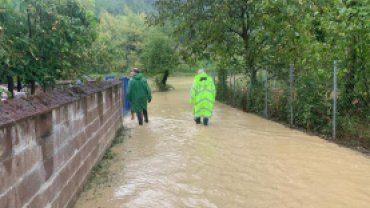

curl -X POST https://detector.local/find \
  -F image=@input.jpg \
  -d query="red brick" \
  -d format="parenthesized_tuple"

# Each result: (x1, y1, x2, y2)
(17, 167, 45, 206)
(89, 147, 100, 166)
(0, 156, 17, 196)
(49, 148, 64, 174)
(96, 92, 103, 105)
(78, 147, 89, 166)
(65, 140, 75, 159)
(59, 120, 72, 141)
(0, 187, 17, 208)
(74, 158, 90, 187)
(86, 111, 93, 124)
(89, 94, 97, 109)
(37, 134, 56, 160)
(67, 104, 75, 121)
(105, 108, 112, 123)
(69, 153, 82, 177)
(43, 156, 55, 181)
(71, 118, 83, 138)
(86, 95, 93, 111)
(14, 151, 27, 178)
(86, 119, 100, 138)
(53, 128, 63, 149)
(59, 106, 69, 123)
(87, 104, 98, 117)
(16, 119, 36, 147)
(35, 112, 53, 139)
(52, 108, 61, 125)
(46, 170, 62, 203)
(27, 192, 48, 208)
(0, 126, 14, 160)
(79, 131, 88, 147)
(79, 134, 97, 161)
(75, 100, 83, 115)
(72, 134, 83, 152)
(57, 162, 71, 191)
(24, 146, 42, 175)
(58, 180, 74, 208)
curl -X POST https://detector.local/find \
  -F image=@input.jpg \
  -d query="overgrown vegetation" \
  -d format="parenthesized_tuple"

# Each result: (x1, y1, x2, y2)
(154, 74, 174, 92)
(0, 0, 102, 96)
(84, 127, 126, 192)
(1, 0, 207, 98)
(149, 0, 369, 149)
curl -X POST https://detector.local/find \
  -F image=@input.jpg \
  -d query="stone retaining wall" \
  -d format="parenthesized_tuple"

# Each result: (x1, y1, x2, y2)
(0, 80, 123, 208)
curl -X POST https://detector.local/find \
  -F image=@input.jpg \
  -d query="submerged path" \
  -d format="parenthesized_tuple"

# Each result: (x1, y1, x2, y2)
(76, 77, 370, 208)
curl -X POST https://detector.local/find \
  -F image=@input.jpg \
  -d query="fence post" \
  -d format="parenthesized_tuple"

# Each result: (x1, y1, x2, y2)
(222, 69, 224, 102)
(213, 69, 216, 83)
(265, 65, 268, 116)
(333, 61, 338, 139)
(229, 69, 231, 103)
(290, 64, 294, 127)
(233, 72, 236, 106)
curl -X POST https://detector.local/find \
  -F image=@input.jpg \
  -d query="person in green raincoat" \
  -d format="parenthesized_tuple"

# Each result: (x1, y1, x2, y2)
(189, 69, 216, 126)
(127, 68, 152, 125)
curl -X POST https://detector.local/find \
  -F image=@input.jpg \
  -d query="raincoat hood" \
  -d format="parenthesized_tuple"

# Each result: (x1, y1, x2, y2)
(132, 73, 143, 80)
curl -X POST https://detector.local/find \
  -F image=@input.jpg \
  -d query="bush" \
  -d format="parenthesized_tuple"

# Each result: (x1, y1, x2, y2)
(154, 75, 174, 92)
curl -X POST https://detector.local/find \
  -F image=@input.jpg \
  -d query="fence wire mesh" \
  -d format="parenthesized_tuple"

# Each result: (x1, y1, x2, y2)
(215, 62, 370, 148)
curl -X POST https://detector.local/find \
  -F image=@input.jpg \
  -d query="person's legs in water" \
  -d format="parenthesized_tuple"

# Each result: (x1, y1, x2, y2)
(143, 110, 149, 123)
(194, 117, 201, 124)
(136, 112, 143, 125)
(203, 117, 209, 126)
(131, 112, 135, 120)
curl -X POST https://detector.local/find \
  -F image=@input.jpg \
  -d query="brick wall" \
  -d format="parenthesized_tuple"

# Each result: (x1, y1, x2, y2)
(0, 81, 123, 208)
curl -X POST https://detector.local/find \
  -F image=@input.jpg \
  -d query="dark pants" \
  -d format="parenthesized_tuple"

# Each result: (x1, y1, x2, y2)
(137, 110, 149, 125)
(195, 116, 209, 126)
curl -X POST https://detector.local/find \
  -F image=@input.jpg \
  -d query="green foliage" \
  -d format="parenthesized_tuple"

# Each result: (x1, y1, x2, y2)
(93, 0, 156, 16)
(152, 0, 369, 146)
(111, 127, 125, 146)
(90, 6, 179, 75)
(293, 72, 332, 133)
(1, 0, 99, 94)
(154, 74, 174, 92)
(0, 88, 11, 98)
(84, 127, 126, 192)
(103, 149, 116, 160)
(215, 68, 228, 102)
(141, 31, 179, 74)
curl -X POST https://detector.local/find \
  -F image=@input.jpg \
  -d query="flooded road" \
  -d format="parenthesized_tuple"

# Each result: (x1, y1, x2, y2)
(75, 77, 370, 208)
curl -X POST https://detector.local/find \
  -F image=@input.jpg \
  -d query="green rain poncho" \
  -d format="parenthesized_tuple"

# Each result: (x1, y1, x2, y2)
(189, 72, 216, 118)
(127, 73, 152, 113)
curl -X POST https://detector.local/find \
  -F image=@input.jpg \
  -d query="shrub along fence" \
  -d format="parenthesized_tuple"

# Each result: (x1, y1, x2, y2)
(215, 62, 370, 150)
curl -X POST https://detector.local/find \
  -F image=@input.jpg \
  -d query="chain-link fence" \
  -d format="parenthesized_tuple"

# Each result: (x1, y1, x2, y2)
(215, 62, 370, 148)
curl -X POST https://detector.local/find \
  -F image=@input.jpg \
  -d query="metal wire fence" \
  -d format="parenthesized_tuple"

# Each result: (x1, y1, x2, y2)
(215, 62, 370, 148)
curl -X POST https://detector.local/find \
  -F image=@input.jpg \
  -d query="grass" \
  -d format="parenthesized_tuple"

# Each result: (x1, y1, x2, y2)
(83, 127, 127, 192)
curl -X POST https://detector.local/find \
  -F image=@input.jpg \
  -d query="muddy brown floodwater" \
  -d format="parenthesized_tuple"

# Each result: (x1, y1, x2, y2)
(75, 77, 370, 208)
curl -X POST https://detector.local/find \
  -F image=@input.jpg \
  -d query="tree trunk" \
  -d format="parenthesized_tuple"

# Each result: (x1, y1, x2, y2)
(250, 67, 257, 87)
(31, 79, 36, 95)
(27, 3, 36, 95)
(0, 67, 6, 84)
(7, 76, 14, 98)
(17, 76, 22, 92)
(162, 70, 169, 86)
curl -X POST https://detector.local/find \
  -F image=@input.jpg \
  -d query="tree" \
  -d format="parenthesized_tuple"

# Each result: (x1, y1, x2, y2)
(150, 0, 281, 86)
(1, 0, 99, 96)
(141, 30, 178, 87)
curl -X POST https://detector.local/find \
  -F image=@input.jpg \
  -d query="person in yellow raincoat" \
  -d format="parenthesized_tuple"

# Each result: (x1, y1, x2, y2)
(189, 69, 216, 126)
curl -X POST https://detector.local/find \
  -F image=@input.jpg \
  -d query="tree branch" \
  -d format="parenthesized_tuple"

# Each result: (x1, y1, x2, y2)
(227, 26, 243, 38)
